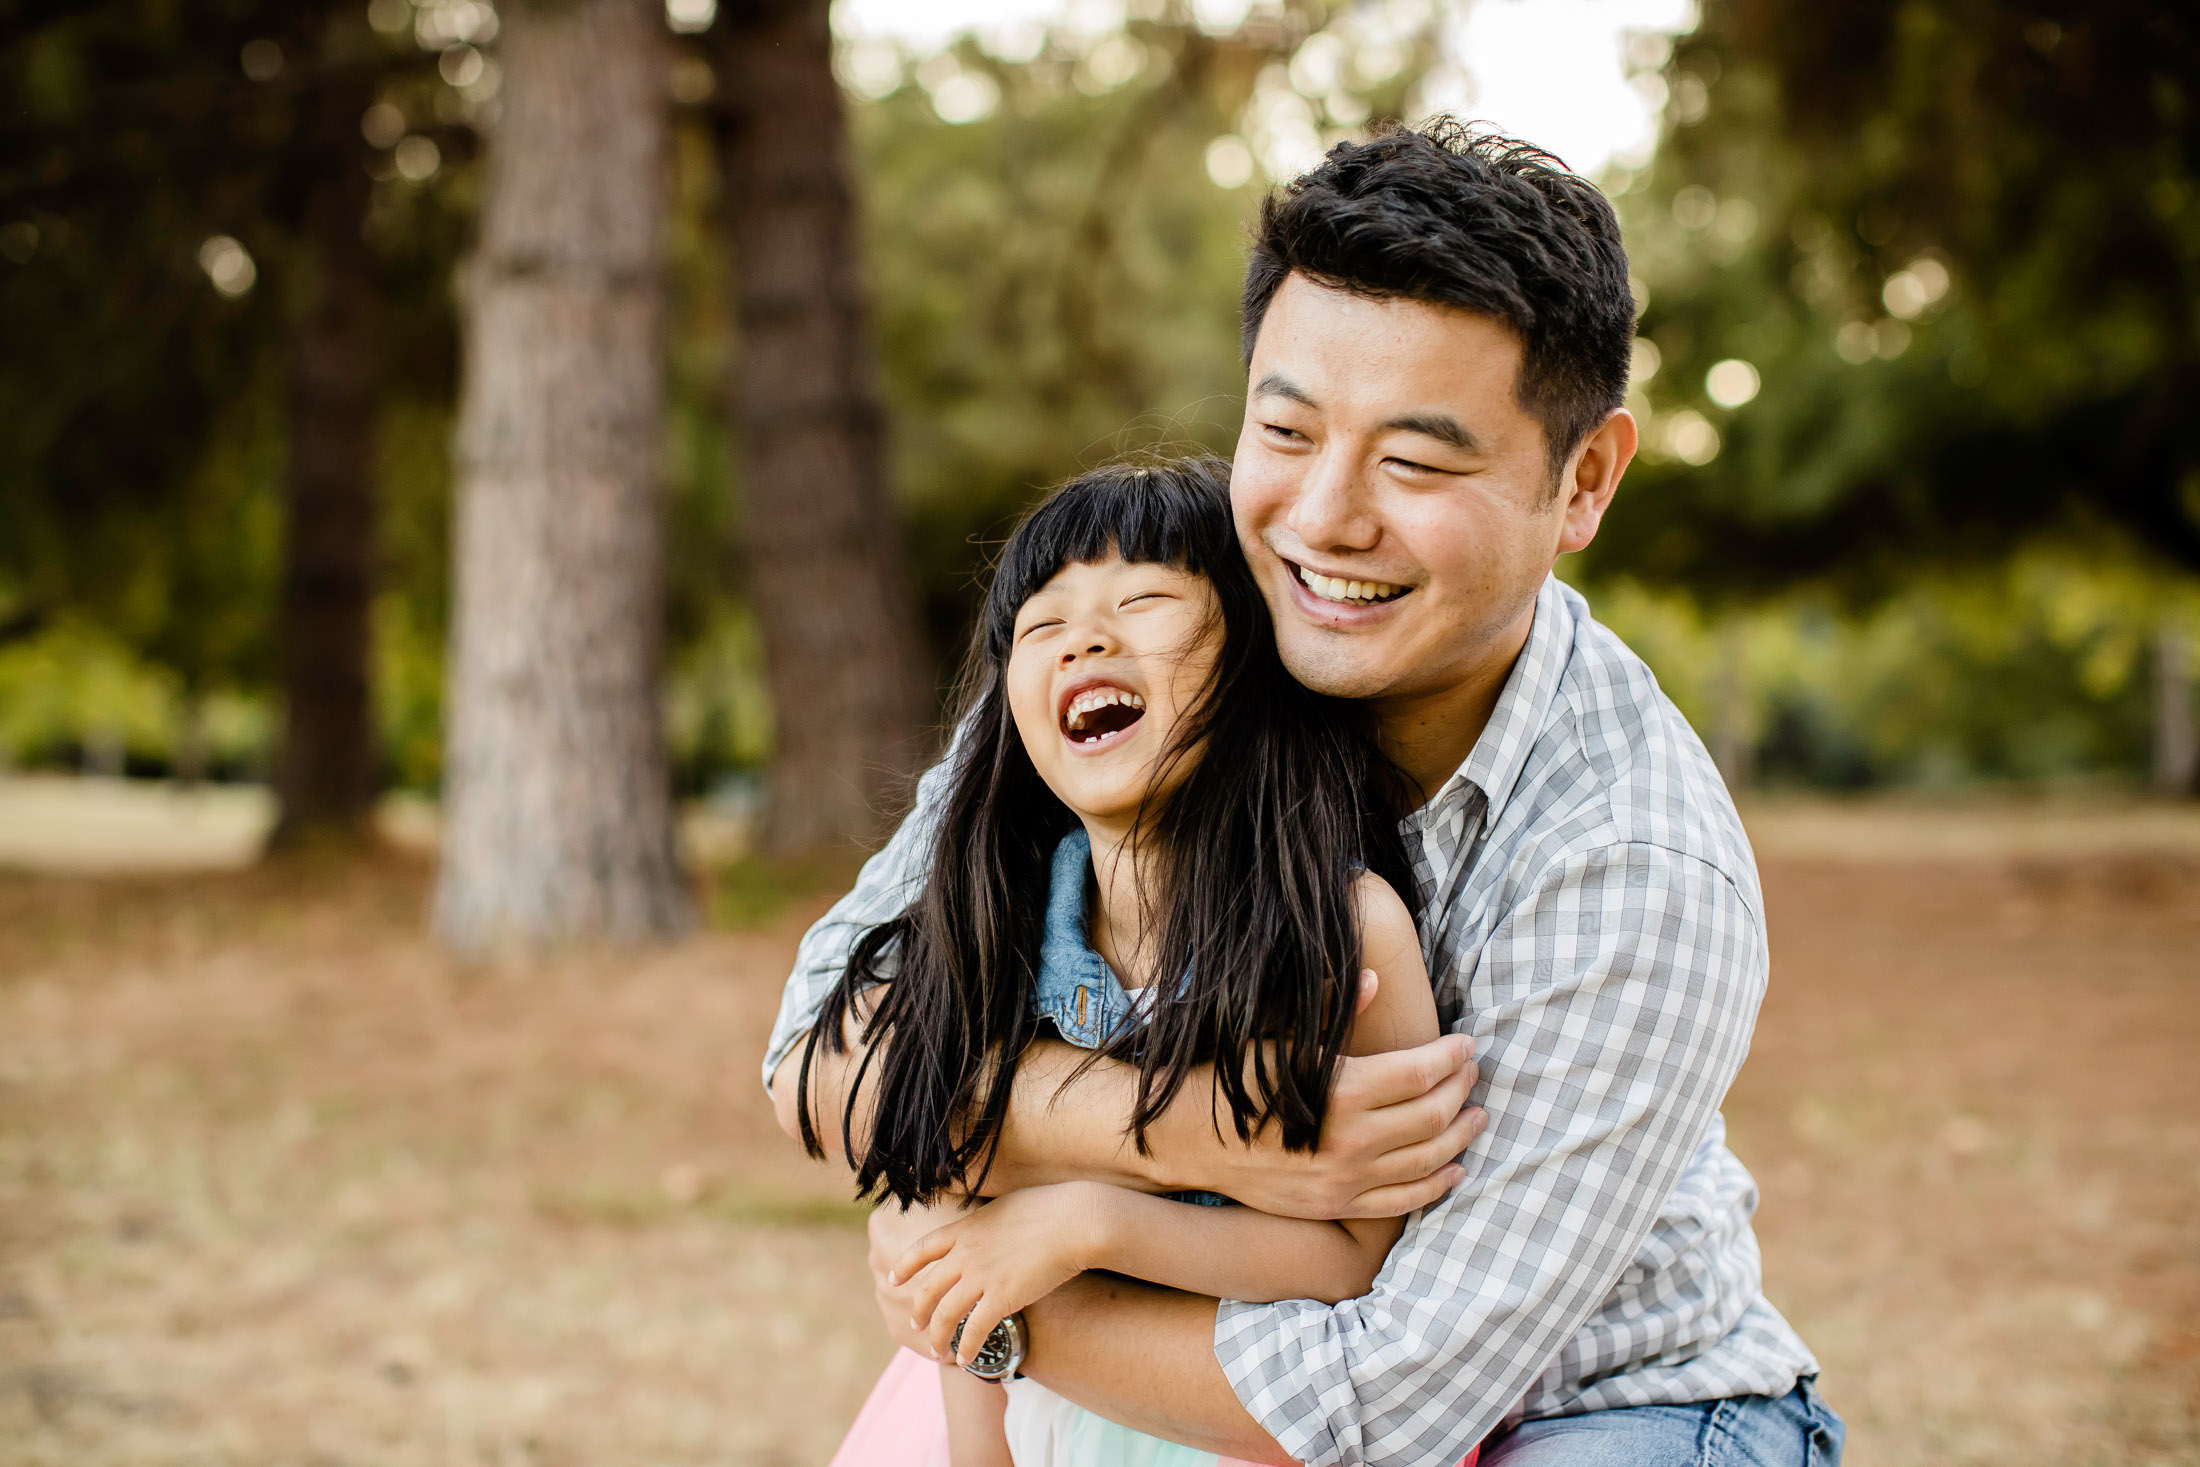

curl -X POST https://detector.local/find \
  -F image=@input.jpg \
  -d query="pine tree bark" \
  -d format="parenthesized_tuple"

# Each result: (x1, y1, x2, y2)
(2156, 615, 2197, 797)
(435, 0, 690, 949)
(269, 57, 378, 848)
(715, 0, 931, 854)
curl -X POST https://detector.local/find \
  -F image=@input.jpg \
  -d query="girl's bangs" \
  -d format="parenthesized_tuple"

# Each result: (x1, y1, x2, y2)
(981, 460, 1235, 657)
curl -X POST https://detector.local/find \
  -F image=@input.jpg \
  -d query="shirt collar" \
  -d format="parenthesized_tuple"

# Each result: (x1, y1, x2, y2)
(1407, 574, 1577, 833)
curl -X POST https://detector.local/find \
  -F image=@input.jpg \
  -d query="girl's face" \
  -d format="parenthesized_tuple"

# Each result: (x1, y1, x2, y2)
(1006, 555, 1223, 830)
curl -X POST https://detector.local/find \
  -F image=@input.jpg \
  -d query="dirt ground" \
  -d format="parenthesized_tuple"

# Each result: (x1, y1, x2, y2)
(0, 797, 2195, 1466)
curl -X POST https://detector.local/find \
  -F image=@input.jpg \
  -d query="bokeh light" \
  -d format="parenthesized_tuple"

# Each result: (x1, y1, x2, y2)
(1705, 359, 1760, 409)
(196, 236, 256, 297)
(1204, 135, 1254, 190)
(394, 136, 443, 182)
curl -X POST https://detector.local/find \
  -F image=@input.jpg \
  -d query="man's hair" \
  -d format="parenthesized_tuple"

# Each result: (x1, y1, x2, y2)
(1241, 119, 1635, 480)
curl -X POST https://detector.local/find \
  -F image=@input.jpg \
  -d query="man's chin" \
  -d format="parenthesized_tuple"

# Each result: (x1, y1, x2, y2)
(1275, 632, 1404, 701)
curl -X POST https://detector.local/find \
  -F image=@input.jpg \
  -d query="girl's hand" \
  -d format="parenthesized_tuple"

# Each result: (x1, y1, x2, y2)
(868, 1196, 971, 1356)
(889, 1182, 1110, 1365)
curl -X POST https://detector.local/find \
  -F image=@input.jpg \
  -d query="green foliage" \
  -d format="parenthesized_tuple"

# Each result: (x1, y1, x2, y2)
(852, 23, 1294, 658)
(1583, 547, 2195, 789)
(1591, 0, 2200, 591)
(0, 0, 457, 780)
(708, 850, 861, 931)
(4, 0, 2186, 795)
(0, 616, 270, 773)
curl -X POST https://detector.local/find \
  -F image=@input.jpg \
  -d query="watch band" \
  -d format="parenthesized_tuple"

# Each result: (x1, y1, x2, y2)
(952, 1311, 1027, 1382)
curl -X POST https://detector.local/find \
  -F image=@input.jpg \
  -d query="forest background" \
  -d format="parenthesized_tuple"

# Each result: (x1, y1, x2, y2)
(3, 4, 2199, 1464)
(4, 0, 2196, 896)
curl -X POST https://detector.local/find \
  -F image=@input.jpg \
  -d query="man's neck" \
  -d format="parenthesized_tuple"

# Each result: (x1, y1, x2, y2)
(1375, 598, 1538, 807)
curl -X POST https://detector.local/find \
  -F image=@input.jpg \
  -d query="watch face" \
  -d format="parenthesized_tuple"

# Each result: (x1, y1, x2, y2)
(953, 1314, 1025, 1382)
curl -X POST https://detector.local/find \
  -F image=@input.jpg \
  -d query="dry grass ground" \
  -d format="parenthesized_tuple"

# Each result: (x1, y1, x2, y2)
(0, 791, 2196, 1465)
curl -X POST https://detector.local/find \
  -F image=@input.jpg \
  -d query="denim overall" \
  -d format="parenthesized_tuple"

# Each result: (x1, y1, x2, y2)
(1032, 826, 1230, 1210)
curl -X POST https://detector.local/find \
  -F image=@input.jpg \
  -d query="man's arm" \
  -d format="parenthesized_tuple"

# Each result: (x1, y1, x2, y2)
(865, 1204, 1289, 1464)
(1026, 1278, 1292, 1463)
(770, 783, 1486, 1217)
(779, 1007, 1484, 1213)
(1205, 844, 1771, 1467)
(758, 745, 959, 1098)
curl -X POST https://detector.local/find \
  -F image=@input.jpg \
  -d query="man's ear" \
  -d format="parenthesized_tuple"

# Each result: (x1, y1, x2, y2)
(1556, 409, 1637, 555)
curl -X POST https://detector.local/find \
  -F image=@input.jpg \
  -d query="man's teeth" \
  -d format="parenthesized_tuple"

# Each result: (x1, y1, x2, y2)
(1066, 687, 1145, 731)
(1297, 567, 1405, 604)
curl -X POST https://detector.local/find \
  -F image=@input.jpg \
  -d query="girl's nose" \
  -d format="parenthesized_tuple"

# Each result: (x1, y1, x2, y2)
(1059, 623, 1115, 662)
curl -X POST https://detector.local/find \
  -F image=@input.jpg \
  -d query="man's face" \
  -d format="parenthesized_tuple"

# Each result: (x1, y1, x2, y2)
(1231, 273, 1618, 707)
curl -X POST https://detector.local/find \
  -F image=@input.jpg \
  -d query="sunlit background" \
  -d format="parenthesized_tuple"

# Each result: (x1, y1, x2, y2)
(4, 0, 2193, 801)
(1, 2, 2196, 1464)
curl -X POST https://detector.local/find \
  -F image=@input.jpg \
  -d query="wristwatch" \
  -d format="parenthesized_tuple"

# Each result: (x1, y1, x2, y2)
(951, 1311, 1027, 1382)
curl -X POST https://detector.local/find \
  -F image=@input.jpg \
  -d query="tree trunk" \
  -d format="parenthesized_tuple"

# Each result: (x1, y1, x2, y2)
(435, 0, 690, 949)
(2156, 615, 2196, 797)
(175, 691, 207, 787)
(269, 67, 379, 849)
(1711, 611, 1755, 795)
(715, 0, 931, 855)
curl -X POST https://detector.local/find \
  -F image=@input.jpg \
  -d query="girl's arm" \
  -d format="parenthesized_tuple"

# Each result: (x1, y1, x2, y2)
(939, 1367, 1011, 1467)
(899, 875, 1441, 1365)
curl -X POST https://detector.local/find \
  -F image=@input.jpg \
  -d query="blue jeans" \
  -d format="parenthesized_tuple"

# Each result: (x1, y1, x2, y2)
(1479, 1380, 1844, 1467)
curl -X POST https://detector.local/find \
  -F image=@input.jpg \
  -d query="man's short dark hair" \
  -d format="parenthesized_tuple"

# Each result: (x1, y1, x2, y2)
(1241, 120, 1635, 481)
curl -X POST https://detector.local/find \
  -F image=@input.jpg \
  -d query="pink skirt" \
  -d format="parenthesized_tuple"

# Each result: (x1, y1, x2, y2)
(828, 1348, 1478, 1467)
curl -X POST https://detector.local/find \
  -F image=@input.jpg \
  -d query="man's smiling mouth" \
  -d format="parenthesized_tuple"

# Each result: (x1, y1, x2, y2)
(1294, 563, 1409, 606)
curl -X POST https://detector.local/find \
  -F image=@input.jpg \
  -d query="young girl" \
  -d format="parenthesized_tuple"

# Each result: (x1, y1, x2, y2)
(799, 458, 1443, 1467)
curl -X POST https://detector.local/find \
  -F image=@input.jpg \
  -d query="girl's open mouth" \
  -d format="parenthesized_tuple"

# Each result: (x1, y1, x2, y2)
(1060, 684, 1145, 745)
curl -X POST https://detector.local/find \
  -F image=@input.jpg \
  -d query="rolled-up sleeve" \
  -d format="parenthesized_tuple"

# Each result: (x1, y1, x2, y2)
(1214, 841, 1768, 1467)
(759, 750, 960, 1091)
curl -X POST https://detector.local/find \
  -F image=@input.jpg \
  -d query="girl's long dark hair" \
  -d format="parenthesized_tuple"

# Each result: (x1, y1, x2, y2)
(797, 457, 1417, 1207)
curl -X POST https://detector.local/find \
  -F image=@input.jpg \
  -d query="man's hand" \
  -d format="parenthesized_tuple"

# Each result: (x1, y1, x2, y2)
(892, 1183, 1106, 1365)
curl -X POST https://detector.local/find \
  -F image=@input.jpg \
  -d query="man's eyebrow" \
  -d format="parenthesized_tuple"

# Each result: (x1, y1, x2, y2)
(1383, 411, 1479, 453)
(1252, 373, 1316, 407)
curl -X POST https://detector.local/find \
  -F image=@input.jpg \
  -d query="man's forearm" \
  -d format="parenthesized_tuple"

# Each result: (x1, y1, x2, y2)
(977, 1041, 1173, 1193)
(781, 1023, 1482, 1219)
(1021, 1275, 1290, 1464)
(775, 1028, 1178, 1193)
(768, 1020, 879, 1163)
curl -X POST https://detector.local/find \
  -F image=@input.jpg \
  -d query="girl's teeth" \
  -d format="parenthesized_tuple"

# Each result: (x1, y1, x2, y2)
(1065, 687, 1145, 731)
(1299, 568, 1402, 603)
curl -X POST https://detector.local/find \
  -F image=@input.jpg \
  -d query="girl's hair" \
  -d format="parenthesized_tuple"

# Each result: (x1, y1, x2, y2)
(797, 456, 1417, 1206)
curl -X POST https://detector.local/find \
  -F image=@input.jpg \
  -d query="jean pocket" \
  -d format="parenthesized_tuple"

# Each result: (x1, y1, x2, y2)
(1797, 1380, 1845, 1467)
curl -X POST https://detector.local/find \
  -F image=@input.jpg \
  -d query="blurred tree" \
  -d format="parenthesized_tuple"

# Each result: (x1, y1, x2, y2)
(0, 3, 287, 747)
(267, 7, 382, 845)
(0, 0, 442, 830)
(1596, 0, 2200, 589)
(710, 0, 932, 854)
(850, 7, 1394, 656)
(434, 0, 690, 948)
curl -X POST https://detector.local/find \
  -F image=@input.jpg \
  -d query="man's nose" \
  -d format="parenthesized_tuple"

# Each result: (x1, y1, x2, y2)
(1290, 447, 1380, 552)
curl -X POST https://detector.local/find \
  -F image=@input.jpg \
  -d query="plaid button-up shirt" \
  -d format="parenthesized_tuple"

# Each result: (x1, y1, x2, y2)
(764, 576, 1818, 1467)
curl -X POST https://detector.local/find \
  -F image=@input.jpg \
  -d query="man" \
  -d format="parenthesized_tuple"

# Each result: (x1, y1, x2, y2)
(764, 123, 1842, 1467)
